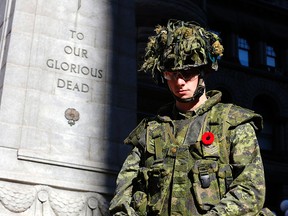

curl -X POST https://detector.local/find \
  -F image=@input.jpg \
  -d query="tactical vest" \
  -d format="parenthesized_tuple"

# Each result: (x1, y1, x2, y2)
(126, 103, 266, 216)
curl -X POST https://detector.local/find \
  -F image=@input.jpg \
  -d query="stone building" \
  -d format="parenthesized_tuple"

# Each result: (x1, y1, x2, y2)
(0, 0, 135, 215)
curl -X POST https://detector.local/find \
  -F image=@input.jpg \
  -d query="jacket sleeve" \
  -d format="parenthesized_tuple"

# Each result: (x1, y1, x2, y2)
(207, 122, 266, 216)
(109, 146, 141, 216)
(109, 119, 148, 216)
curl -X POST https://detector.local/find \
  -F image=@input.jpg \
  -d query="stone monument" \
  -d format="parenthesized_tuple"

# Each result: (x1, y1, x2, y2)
(0, 0, 136, 215)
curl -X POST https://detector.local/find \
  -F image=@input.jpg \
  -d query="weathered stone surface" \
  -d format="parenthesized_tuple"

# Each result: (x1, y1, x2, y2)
(0, 0, 136, 214)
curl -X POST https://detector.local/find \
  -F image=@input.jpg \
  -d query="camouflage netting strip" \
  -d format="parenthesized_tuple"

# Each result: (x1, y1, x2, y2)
(139, 19, 224, 80)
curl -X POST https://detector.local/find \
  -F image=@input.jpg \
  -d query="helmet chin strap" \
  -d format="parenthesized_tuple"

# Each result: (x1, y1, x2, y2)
(172, 74, 205, 103)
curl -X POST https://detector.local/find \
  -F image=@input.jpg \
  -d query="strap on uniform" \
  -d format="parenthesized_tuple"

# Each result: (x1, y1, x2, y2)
(155, 136, 163, 160)
(225, 175, 233, 191)
(200, 104, 234, 191)
(219, 104, 233, 141)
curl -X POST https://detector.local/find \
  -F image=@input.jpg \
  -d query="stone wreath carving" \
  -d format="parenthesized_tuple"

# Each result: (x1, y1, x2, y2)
(0, 182, 109, 216)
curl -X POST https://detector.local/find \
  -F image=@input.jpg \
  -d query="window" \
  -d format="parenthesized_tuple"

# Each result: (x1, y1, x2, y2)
(266, 45, 276, 68)
(238, 37, 250, 67)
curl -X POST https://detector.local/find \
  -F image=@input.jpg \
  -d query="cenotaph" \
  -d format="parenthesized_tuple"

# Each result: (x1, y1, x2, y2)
(0, 0, 136, 215)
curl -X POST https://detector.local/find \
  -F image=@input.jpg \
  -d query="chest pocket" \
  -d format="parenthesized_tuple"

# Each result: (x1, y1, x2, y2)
(191, 158, 233, 211)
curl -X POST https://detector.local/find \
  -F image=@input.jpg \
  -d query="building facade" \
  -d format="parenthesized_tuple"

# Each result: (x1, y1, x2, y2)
(0, 0, 136, 215)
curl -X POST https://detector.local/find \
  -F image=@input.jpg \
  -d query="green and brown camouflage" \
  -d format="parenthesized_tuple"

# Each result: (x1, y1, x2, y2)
(139, 19, 224, 82)
(109, 90, 274, 216)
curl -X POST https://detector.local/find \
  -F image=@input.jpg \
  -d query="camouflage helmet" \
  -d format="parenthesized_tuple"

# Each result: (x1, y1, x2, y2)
(139, 19, 224, 81)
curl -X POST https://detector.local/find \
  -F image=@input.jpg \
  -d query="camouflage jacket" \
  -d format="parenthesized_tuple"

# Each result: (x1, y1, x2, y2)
(109, 90, 267, 216)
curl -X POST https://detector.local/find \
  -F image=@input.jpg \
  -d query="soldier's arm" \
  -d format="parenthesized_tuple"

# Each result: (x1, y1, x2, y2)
(109, 146, 141, 216)
(207, 122, 266, 216)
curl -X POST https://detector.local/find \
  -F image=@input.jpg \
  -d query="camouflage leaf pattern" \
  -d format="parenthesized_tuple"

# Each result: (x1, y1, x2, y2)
(109, 90, 267, 216)
(139, 19, 224, 81)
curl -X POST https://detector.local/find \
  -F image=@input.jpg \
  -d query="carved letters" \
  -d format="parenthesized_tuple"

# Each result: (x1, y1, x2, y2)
(46, 30, 104, 94)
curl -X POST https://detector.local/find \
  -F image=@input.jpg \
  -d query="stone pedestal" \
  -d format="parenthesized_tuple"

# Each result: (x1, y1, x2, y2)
(0, 0, 136, 215)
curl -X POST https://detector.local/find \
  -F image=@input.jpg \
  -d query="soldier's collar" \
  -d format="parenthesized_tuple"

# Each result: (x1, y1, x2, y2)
(194, 90, 222, 115)
(156, 90, 222, 120)
(172, 104, 196, 119)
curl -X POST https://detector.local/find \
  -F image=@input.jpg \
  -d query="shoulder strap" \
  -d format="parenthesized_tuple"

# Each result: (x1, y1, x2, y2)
(226, 104, 263, 132)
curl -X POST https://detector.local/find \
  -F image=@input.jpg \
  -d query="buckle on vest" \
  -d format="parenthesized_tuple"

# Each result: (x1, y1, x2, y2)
(199, 165, 211, 188)
(200, 173, 210, 188)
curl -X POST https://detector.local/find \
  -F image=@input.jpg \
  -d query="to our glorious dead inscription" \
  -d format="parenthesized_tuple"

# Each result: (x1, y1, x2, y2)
(46, 30, 103, 93)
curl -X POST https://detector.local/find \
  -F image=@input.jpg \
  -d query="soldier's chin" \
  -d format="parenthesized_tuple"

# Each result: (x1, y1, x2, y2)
(178, 94, 192, 99)
(176, 91, 189, 96)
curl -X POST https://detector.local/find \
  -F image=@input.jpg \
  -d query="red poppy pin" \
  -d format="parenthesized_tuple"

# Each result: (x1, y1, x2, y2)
(201, 132, 214, 145)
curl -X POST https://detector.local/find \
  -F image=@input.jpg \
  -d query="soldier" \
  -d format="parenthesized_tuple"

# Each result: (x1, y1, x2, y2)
(109, 19, 274, 216)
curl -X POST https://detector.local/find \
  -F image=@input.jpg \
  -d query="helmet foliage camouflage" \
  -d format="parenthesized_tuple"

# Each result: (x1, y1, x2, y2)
(139, 19, 224, 81)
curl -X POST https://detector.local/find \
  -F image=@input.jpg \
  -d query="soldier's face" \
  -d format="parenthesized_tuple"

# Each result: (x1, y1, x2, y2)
(164, 70, 200, 100)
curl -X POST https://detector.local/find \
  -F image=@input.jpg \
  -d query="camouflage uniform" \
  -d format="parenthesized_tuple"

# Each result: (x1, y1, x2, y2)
(109, 90, 268, 216)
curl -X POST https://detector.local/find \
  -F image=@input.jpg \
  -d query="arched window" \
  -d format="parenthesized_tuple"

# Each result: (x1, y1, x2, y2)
(252, 94, 278, 151)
